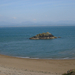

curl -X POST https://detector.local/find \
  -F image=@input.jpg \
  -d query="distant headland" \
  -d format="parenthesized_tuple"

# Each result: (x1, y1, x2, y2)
(29, 32, 59, 40)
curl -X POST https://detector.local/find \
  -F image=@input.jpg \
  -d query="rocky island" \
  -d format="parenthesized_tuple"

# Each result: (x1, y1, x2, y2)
(29, 32, 57, 39)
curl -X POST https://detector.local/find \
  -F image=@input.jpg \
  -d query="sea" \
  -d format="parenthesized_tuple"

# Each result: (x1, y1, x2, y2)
(0, 26, 75, 59)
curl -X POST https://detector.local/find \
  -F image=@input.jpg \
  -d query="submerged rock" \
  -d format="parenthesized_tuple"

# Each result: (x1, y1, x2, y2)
(29, 32, 57, 40)
(58, 36, 61, 38)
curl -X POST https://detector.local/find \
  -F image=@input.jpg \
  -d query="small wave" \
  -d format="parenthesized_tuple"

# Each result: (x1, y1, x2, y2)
(16, 56, 39, 59)
(15, 56, 75, 60)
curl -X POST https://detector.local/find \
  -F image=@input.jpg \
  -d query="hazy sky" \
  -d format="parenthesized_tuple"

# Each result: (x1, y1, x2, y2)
(0, 0, 75, 26)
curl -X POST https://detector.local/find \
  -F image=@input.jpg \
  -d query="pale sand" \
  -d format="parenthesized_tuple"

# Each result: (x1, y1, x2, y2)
(0, 54, 75, 75)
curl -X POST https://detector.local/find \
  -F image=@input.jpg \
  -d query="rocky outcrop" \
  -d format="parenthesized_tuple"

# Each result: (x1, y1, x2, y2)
(29, 32, 57, 39)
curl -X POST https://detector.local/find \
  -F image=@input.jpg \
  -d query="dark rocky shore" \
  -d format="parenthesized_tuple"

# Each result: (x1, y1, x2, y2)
(29, 32, 57, 39)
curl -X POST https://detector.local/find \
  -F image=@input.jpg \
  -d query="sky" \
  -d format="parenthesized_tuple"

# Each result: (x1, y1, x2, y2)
(0, 0, 75, 27)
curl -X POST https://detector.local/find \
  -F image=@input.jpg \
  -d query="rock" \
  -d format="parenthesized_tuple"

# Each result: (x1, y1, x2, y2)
(58, 36, 61, 38)
(29, 32, 57, 40)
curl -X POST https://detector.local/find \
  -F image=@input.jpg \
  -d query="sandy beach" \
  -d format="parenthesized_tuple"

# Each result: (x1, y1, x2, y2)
(0, 54, 75, 75)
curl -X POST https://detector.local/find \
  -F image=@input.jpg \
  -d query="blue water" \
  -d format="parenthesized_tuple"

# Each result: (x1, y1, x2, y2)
(0, 26, 75, 59)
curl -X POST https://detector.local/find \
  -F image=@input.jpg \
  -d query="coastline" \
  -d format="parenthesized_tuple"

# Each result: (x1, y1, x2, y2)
(16, 56, 75, 59)
(0, 54, 75, 75)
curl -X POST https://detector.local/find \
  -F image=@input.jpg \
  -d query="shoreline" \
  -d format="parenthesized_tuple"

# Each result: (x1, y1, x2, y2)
(1, 54, 75, 60)
(17, 56, 75, 60)
(0, 54, 75, 75)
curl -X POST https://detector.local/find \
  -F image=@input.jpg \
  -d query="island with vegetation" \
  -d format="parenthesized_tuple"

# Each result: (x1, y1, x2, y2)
(29, 32, 58, 39)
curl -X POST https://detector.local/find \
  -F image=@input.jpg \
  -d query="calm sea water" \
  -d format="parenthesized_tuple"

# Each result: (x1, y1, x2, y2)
(0, 26, 75, 59)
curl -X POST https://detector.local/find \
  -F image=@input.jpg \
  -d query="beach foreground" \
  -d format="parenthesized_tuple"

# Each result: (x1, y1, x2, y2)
(0, 54, 75, 75)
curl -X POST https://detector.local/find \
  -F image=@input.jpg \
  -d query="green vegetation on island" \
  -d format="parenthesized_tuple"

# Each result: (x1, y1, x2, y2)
(29, 32, 58, 39)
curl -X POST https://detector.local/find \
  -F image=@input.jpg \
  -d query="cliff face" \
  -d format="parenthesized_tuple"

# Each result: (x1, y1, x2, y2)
(29, 32, 57, 39)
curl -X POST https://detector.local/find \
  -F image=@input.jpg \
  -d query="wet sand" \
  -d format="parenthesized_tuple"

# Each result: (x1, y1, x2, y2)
(0, 54, 75, 75)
